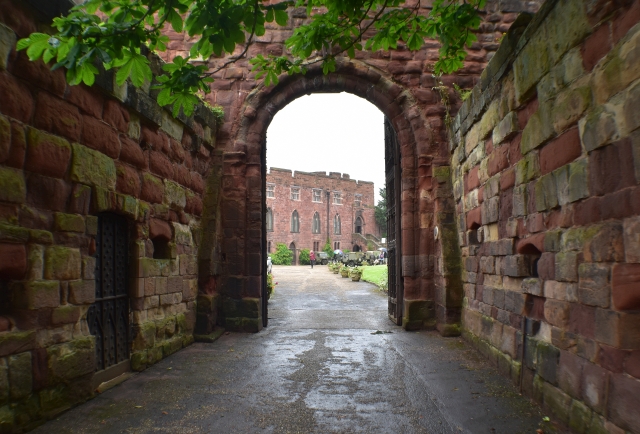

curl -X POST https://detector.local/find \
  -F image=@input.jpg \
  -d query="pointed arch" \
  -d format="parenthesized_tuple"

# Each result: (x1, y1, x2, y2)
(291, 210, 300, 233)
(266, 208, 273, 232)
(312, 211, 321, 234)
(355, 216, 363, 234)
(333, 214, 341, 235)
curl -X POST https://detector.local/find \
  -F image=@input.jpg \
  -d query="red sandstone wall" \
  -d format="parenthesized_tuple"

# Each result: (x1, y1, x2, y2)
(265, 168, 378, 259)
(0, 1, 218, 428)
(452, 0, 640, 431)
(175, 0, 542, 333)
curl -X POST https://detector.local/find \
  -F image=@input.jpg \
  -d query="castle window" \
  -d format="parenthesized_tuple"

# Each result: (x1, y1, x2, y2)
(334, 214, 341, 235)
(355, 216, 363, 234)
(266, 183, 275, 198)
(312, 189, 322, 203)
(333, 191, 342, 205)
(266, 208, 273, 232)
(354, 194, 362, 207)
(312, 212, 321, 234)
(291, 210, 300, 233)
(291, 186, 300, 200)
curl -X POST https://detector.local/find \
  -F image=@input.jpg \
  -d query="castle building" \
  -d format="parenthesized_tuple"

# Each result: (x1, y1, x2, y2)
(265, 168, 381, 263)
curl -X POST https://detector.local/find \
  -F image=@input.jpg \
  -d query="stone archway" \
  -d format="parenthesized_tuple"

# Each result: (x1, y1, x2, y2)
(203, 59, 463, 334)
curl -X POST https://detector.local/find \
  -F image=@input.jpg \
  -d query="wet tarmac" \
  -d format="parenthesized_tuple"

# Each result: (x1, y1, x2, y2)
(33, 265, 550, 433)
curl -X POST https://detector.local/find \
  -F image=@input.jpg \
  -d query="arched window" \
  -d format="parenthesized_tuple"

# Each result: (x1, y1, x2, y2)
(312, 212, 321, 234)
(266, 208, 273, 232)
(334, 214, 341, 235)
(355, 216, 363, 234)
(291, 210, 300, 233)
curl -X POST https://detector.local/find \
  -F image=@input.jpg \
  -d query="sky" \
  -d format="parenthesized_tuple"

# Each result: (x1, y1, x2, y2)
(266, 93, 385, 203)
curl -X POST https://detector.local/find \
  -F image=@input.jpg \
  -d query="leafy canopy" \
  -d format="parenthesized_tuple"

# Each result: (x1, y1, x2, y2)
(17, 0, 486, 116)
(374, 187, 387, 237)
(271, 243, 293, 265)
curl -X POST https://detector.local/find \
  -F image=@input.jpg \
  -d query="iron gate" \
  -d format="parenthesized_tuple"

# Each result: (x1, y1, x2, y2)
(87, 213, 130, 371)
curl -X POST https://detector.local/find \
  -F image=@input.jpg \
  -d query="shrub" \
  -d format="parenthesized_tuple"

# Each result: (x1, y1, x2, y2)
(299, 248, 310, 265)
(267, 273, 276, 299)
(323, 240, 334, 258)
(272, 243, 292, 265)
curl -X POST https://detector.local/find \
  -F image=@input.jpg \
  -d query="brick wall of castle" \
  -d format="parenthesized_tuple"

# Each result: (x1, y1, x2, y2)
(0, 1, 220, 429)
(450, 0, 640, 431)
(266, 168, 378, 260)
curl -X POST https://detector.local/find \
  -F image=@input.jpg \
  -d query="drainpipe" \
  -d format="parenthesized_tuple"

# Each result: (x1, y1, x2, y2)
(326, 190, 330, 244)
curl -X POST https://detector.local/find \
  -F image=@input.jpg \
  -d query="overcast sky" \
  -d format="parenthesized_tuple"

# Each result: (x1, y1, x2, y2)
(266, 93, 385, 203)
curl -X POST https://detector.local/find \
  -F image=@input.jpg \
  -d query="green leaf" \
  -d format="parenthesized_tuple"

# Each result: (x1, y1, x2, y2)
(275, 10, 288, 26)
(116, 52, 151, 87)
(167, 9, 183, 33)
(265, 9, 274, 23)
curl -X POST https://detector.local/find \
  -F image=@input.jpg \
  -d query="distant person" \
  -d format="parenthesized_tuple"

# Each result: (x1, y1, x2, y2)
(380, 251, 386, 265)
(310, 251, 316, 269)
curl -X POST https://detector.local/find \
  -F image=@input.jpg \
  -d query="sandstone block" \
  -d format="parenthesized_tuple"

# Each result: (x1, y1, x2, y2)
(8, 352, 32, 400)
(551, 84, 591, 134)
(522, 278, 542, 296)
(172, 222, 192, 246)
(538, 252, 556, 281)
(115, 162, 141, 197)
(0, 243, 27, 280)
(520, 103, 554, 154)
(624, 217, 640, 263)
(47, 337, 95, 381)
(82, 256, 96, 280)
(544, 299, 570, 328)
(555, 252, 578, 282)
(481, 196, 499, 224)
(568, 159, 589, 203)
(0, 330, 35, 358)
(164, 180, 186, 208)
(132, 321, 156, 351)
(51, 305, 81, 325)
(544, 280, 578, 302)
(537, 341, 561, 385)
(579, 106, 619, 152)
(512, 184, 528, 217)
(504, 255, 532, 277)
(492, 111, 518, 146)
(514, 30, 551, 104)
(82, 115, 120, 158)
(515, 151, 540, 185)
(540, 128, 582, 176)
(68, 280, 95, 305)
(588, 138, 635, 196)
(0, 167, 26, 204)
(53, 213, 85, 233)
(534, 173, 558, 212)
(612, 264, 640, 311)
(0, 23, 16, 71)
(140, 172, 164, 204)
(558, 350, 584, 399)
(14, 280, 59, 309)
(578, 263, 611, 308)
(568, 399, 592, 434)
(70, 143, 117, 190)
(608, 373, 640, 432)
(25, 128, 71, 178)
(595, 309, 640, 349)
(584, 223, 624, 263)
(44, 246, 81, 280)
(582, 361, 607, 413)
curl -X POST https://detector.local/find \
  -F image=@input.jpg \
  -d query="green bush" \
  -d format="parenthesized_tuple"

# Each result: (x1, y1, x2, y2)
(323, 239, 334, 258)
(299, 249, 310, 265)
(271, 243, 292, 265)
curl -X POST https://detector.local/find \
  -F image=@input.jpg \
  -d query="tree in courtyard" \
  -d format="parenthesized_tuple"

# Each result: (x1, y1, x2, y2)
(17, 0, 487, 116)
(374, 187, 387, 238)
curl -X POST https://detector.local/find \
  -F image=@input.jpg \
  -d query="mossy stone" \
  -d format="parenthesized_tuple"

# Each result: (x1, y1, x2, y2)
(132, 321, 156, 351)
(0, 330, 35, 358)
(29, 229, 53, 244)
(0, 167, 26, 204)
(224, 317, 262, 333)
(44, 246, 82, 280)
(54, 213, 85, 233)
(164, 180, 186, 208)
(47, 337, 95, 382)
(0, 223, 29, 243)
(0, 405, 14, 431)
(70, 143, 117, 190)
(130, 351, 147, 372)
(569, 399, 592, 433)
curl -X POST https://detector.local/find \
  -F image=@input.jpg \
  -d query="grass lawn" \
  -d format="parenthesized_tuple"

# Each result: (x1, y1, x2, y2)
(362, 265, 388, 290)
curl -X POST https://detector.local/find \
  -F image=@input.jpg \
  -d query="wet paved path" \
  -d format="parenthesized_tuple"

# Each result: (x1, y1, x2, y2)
(34, 266, 548, 433)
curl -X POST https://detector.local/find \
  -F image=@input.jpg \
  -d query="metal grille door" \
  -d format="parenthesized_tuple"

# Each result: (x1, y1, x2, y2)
(87, 214, 130, 371)
(385, 118, 403, 325)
